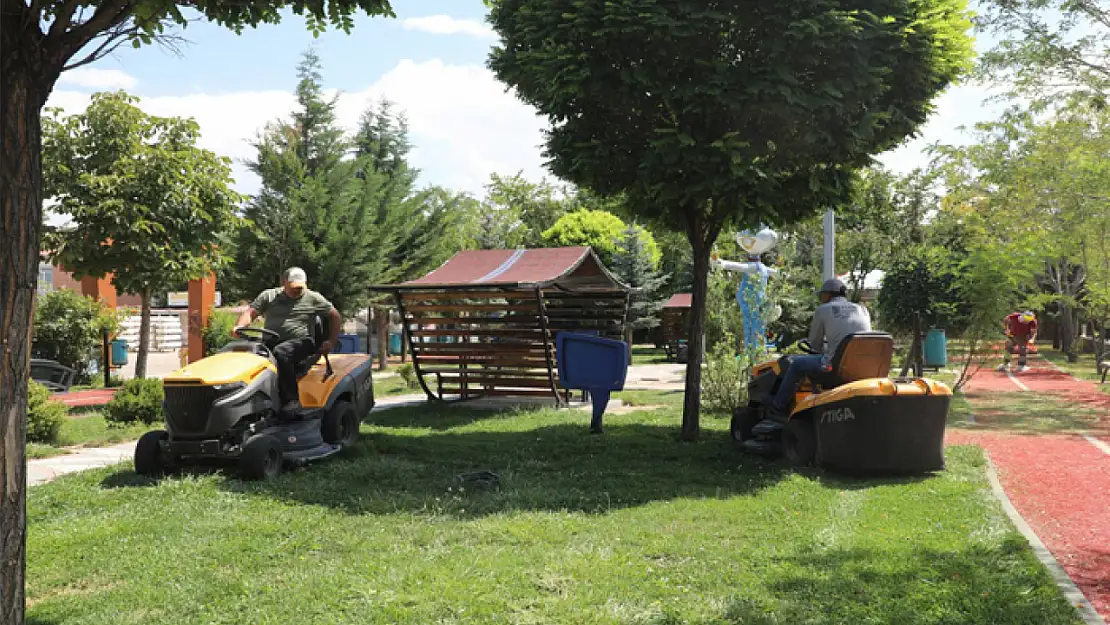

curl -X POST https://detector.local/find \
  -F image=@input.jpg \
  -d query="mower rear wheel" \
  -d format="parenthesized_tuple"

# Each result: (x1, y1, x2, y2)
(322, 400, 360, 447)
(134, 430, 171, 476)
(730, 406, 761, 443)
(783, 417, 816, 467)
(240, 434, 282, 480)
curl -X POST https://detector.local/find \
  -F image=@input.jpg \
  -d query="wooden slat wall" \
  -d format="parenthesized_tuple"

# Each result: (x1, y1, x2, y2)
(396, 288, 628, 402)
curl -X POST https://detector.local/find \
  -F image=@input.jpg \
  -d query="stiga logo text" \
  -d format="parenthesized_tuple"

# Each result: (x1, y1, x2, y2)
(820, 407, 856, 424)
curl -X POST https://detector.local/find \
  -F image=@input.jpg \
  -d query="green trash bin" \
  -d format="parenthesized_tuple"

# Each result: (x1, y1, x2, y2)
(923, 329, 947, 368)
(110, 339, 129, 367)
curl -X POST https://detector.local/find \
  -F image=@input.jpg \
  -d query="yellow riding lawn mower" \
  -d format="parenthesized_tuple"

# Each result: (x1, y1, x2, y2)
(732, 332, 952, 474)
(134, 316, 374, 480)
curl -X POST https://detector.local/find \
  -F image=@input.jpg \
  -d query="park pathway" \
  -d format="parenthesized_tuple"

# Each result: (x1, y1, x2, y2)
(946, 355, 1110, 621)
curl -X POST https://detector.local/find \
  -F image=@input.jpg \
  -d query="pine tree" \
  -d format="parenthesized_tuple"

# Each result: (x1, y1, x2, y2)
(611, 223, 669, 345)
(230, 49, 384, 314)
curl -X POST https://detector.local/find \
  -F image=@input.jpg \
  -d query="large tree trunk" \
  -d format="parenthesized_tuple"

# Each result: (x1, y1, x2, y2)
(681, 215, 716, 442)
(136, 288, 152, 379)
(1, 39, 56, 625)
(1061, 303, 1078, 363)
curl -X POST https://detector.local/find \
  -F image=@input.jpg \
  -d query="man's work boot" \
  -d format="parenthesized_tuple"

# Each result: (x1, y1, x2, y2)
(1017, 365, 1030, 373)
(997, 362, 1009, 372)
(281, 400, 302, 416)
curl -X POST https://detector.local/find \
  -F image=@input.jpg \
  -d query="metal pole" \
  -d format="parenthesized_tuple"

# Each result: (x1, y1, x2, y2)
(822, 209, 836, 281)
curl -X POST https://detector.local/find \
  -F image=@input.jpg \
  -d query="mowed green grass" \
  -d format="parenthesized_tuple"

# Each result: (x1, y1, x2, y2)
(26, 394, 1081, 625)
(26, 412, 150, 459)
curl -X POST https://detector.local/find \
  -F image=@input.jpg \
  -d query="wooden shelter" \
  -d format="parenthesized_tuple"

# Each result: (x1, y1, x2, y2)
(370, 247, 630, 404)
(661, 293, 692, 360)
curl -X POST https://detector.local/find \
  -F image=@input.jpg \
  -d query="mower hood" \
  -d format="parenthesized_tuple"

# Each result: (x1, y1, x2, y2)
(165, 352, 275, 386)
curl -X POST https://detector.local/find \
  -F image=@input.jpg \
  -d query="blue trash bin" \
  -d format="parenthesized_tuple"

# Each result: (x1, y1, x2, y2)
(388, 333, 403, 355)
(923, 328, 947, 368)
(335, 334, 359, 354)
(555, 332, 630, 433)
(110, 339, 128, 367)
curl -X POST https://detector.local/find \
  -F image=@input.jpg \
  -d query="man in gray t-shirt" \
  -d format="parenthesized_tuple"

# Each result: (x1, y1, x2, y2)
(770, 278, 872, 419)
(234, 267, 342, 413)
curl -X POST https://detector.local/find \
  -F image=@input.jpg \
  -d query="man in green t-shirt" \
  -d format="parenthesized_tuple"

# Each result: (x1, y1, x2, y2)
(233, 267, 342, 413)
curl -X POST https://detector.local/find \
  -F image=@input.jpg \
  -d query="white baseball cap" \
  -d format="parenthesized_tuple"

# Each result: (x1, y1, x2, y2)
(284, 267, 307, 287)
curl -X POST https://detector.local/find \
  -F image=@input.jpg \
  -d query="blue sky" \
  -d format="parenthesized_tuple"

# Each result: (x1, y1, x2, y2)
(47, 1, 1008, 201)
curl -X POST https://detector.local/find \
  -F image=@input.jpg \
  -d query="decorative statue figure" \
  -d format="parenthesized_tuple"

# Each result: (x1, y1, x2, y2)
(711, 227, 781, 350)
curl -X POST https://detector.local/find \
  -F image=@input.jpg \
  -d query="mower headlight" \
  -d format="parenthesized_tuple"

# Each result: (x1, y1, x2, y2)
(212, 382, 246, 397)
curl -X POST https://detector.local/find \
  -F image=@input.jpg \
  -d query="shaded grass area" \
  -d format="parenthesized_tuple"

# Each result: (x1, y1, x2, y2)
(27, 413, 150, 459)
(1040, 349, 1110, 395)
(26, 398, 1082, 624)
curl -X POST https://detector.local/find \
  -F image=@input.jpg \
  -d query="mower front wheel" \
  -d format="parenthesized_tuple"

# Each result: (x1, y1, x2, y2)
(783, 417, 816, 467)
(322, 400, 360, 448)
(134, 430, 172, 476)
(730, 406, 761, 443)
(239, 434, 283, 480)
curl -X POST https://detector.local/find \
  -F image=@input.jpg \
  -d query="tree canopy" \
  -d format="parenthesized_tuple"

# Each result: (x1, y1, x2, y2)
(487, 0, 975, 438)
(41, 90, 241, 378)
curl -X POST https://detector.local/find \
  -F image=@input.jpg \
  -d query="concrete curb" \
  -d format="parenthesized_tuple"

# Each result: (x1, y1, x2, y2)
(984, 453, 1107, 625)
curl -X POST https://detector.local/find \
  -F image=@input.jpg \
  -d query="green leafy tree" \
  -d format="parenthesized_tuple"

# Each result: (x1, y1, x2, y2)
(976, 0, 1110, 104)
(935, 104, 1110, 361)
(542, 209, 660, 269)
(610, 223, 668, 344)
(484, 172, 573, 246)
(1, 4, 394, 620)
(488, 0, 974, 439)
(42, 91, 241, 379)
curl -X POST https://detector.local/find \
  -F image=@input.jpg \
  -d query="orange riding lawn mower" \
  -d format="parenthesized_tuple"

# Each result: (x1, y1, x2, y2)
(731, 332, 953, 475)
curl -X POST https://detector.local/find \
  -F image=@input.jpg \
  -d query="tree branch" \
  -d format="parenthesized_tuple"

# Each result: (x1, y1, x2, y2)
(61, 18, 191, 72)
(47, 0, 83, 39)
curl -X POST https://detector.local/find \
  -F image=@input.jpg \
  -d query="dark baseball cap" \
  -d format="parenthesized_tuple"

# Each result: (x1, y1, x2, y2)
(817, 278, 847, 294)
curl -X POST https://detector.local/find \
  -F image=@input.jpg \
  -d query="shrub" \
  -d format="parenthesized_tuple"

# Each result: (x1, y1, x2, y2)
(397, 362, 419, 389)
(105, 378, 164, 425)
(204, 310, 239, 356)
(32, 289, 122, 384)
(27, 380, 67, 444)
(702, 333, 767, 415)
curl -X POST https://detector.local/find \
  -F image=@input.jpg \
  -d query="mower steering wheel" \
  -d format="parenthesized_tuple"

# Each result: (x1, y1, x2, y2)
(797, 339, 821, 355)
(235, 327, 280, 343)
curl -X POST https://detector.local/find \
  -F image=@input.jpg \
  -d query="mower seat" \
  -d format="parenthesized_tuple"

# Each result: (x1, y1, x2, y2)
(293, 315, 328, 379)
(805, 332, 894, 390)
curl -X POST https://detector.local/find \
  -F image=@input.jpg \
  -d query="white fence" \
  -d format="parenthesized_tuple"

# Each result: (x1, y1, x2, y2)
(119, 311, 185, 352)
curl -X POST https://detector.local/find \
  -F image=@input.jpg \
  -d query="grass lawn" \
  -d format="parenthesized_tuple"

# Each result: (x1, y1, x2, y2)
(26, 412, 150, 459)
(950, 391, 1102, 433)
(1040, 349, 1110, 394)
(26, 392, 1081, 624)
(631, 345, 671, 365)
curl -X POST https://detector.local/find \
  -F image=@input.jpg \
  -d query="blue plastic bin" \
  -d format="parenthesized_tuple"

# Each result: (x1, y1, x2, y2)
(388, 333, 403, 355)
(110, 339, 128, 367)
(555, 332, 630, 433)
(334, 334, 359, 354)
(923, 328, 947, 368)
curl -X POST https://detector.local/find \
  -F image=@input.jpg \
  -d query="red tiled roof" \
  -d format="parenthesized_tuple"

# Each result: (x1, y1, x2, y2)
(663, 293, 692, 308)
(378, 247, 628, 292)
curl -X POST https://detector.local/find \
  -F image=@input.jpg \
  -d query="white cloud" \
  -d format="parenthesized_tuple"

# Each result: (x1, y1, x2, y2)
(402, 15, 495, 39)
(56, 67, 138, 90)
(44, 59, 547, 198)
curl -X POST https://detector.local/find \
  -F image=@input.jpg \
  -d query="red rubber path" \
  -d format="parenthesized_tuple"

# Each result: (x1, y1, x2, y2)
(53, 388, 117, 408)
(946, 357, 1110, 619)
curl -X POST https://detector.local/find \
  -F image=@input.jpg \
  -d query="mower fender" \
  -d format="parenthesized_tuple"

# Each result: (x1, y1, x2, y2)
(323, 357, 375, 418)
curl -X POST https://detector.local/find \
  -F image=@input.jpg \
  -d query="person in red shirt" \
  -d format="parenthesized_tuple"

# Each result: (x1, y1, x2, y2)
(998, 310, 1037, 372)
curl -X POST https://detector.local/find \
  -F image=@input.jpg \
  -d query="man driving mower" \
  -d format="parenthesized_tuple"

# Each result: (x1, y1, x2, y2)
(234, 267, 342, 414)
(769, 278, 872, 421)
(998, 310, 1037, 373)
